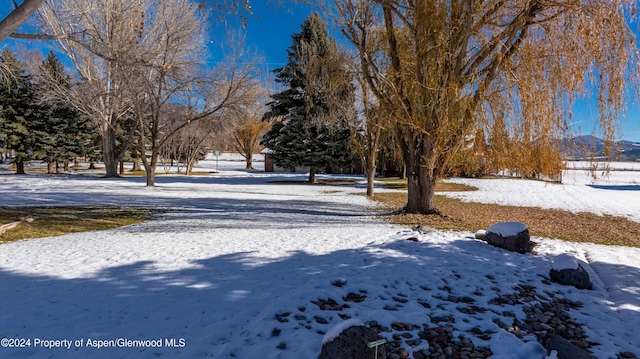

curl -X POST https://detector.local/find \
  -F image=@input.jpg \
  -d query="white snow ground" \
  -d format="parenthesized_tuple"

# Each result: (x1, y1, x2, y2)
(444, 162, 640, 223)
(0, 159, 639, 358)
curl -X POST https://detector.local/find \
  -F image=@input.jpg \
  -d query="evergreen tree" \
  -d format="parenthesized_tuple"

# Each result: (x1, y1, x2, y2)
(0, 50, 94, 174)
(0, 48, 43, 174)
(262, 13, 356, 182)
(36, 51, 94, 173)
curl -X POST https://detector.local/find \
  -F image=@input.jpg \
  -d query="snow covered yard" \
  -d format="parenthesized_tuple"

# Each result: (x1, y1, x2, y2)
(1, 163, 640, 358)
(443, 163, 640, 223)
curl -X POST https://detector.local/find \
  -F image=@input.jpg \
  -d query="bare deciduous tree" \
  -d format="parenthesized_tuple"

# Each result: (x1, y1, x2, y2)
(160, 105, 220, 175)
(327, 2, 387, 197)
(121, 0, 208, 185)
(328, 0, 638, 214)
(36, 0, 151, 177)
(35, 0, 260, 183)
(129, 27, 259, 185)
(2, 0, 254, 42)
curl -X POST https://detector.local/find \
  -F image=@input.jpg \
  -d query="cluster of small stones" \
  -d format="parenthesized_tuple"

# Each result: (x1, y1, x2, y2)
(272, 279, 638, 359)
(489, 283, 639, 359)
(371, 321, 492, 359)
(489, 284, 595, 350)
(274, 294, 494, 358)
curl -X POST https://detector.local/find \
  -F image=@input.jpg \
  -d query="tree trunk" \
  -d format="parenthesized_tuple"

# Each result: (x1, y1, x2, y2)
(245, 152, 253, 170)
(119, 161, 124, 175)
(141, 146, 157, 186)
(16, 161, 25, 174)
(366, 168, 376, 197)
(365, 148, 376, 197)
(132, 158, 142, 171)
(102, 123, 119, 177)
(145, 165, 155, 186)
(142, 126, 159, 186)
(308, 166, 316, 183)
(405, 159, 438, 214)
(400, 130, 439, 214)
(64, 161, 70, 171)
(47, 162, 55, 174)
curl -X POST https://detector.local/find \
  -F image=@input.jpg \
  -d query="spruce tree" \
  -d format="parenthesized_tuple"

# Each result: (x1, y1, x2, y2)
(36, 51, 93, 173)
(0, 48, 42, 174)
(262, 13, 356, 182)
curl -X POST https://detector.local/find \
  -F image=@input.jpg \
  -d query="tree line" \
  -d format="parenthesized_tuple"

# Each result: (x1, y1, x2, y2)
(0, 49, 95, 174)
(1, 0, 638, 215)
(0, 48, 239, 176)
(259, 5, 623, 198)
(323, 0, 638, 213)
(1, 1, 266, 183)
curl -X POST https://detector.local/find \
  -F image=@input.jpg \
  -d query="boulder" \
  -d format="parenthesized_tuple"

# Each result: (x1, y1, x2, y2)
(545, 337, 597, 359)
(320, 325, 386, 359)
(483, 222, 536, 254)
(550, 263, 592, 290)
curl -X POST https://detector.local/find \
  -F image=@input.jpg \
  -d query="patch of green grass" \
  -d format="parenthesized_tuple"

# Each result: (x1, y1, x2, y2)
(373, 191, 640, 248)
(0, 206, 156, 244)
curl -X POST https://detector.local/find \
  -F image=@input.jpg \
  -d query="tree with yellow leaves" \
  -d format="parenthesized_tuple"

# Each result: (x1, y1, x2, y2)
(233, 117, 269, 170)
(328, 0, 638, 214)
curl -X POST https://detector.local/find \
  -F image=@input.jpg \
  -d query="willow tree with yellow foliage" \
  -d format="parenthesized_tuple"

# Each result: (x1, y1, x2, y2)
(329, 0, 638, 214)
(231, 84, 271, 170)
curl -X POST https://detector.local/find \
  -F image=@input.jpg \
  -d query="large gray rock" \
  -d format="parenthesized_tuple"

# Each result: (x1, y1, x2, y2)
(483, 222, 536, 254)
(545, 337, 597, 359)
(320, 325, 386, 359)
(550, 264, 592, 290)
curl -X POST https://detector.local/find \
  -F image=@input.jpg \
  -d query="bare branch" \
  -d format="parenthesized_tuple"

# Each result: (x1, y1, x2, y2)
(0, 0, 45, 42)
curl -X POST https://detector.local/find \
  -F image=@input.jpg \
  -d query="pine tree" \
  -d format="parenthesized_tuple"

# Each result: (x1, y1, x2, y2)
(0, 48, 43, 174)
(36, 51, 93, 173)
(262, 13, 356, 182)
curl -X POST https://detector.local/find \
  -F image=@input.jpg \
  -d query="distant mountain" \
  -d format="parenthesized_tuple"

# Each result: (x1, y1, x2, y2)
(560, 136, 640, 161)
(619, 141, 640, 161)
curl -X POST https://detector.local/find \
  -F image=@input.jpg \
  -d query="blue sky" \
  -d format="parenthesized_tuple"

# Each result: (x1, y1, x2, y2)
(1, 1, 639, 141)
(211, 2, 313, 68)
(0, 1, 314, 70)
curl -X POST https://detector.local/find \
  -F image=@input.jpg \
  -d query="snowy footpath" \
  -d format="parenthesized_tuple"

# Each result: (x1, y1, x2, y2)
(1, 162, 640, 358)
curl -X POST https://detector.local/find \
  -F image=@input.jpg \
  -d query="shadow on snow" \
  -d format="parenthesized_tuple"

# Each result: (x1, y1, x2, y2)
(1, 238, 639, 358)
(587, 184, 640, 191)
